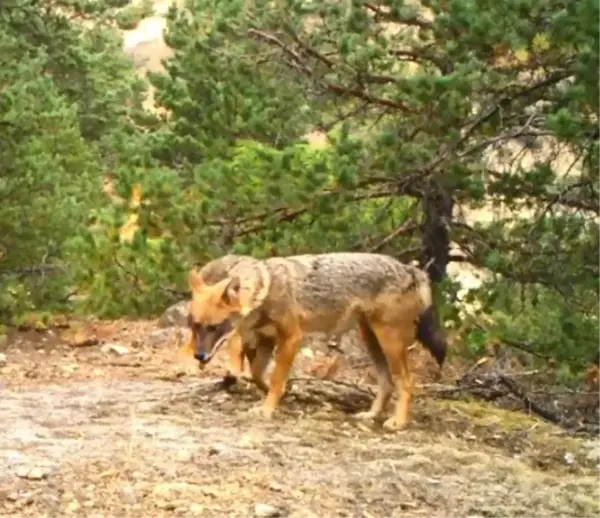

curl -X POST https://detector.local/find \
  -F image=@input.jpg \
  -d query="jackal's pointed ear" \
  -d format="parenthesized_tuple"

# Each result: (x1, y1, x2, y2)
(222, 276, 241, 306)
(188, 268, 204, 291)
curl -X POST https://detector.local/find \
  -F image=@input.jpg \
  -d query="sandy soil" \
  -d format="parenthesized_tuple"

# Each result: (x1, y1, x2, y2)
(0, 317, 598, 518)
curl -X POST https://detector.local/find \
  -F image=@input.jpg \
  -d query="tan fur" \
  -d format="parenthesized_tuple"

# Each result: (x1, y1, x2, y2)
(188, 252, 445, 430)
(187, 255, 260, 378)
(189, 254, 336, 381)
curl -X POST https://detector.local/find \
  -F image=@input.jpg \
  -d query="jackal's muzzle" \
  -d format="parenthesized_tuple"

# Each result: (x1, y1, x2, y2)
(187, 316, 234, 365)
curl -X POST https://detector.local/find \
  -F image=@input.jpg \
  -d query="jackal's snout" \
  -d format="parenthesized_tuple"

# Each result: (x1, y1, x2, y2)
(188, 317, 234, 364)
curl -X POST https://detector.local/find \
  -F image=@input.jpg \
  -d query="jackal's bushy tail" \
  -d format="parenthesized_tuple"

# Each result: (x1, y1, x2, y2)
(415, 282, 447, 367)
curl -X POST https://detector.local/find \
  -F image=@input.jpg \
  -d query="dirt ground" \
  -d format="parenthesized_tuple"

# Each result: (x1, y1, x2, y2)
(0, 317, 598, 518)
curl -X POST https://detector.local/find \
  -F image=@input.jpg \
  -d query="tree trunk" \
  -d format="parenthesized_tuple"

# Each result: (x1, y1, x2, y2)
(420, 192, 453, 283)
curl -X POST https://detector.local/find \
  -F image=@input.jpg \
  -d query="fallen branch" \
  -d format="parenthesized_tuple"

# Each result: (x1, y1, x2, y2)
(289, 376, 375, 397)
(497, 374, 563, 425)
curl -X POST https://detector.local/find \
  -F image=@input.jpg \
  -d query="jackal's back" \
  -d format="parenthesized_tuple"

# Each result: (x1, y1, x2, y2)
(198, 254, 256, 284)
(265, 252, 429, 314)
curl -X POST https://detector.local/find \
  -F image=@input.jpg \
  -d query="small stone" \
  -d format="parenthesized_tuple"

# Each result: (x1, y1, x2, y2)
(564, 452, 575, 465)
(65, 327, 99, 348)
(27, 467, 49, 480)
(15, 466, 30, 478)
(300, 347, 314, 359)
(254, 503, 281, 518)
(268, 482, 283, 492)
(584, 440, 600, 462)
(6, 492, 19, 502)
(66, 500, 81, 513)
(156, 500, 177, 510)
(101, 343, 129, 355)
(189, 503, 205, 514)
(208, 443, 230, 456)
(120, 485, 137, 505)
(0, 353, 7, 366)
(176, 450, 193, 463)
(16, 466, 48, 480)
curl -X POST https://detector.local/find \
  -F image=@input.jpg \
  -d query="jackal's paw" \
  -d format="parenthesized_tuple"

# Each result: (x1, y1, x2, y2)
(247, 404, 275, 420)
(252, 379, 270, 394)
(382, 416, 407, 431)
(354, 410, 379, 421)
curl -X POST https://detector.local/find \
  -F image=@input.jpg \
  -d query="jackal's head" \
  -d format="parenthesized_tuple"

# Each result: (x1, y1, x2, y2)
(187, 268, 245, 366)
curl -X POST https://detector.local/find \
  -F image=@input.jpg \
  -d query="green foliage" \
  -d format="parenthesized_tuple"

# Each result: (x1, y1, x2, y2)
(468, 278, 599, 372)
(0, 0, 148, 322)
(115, 0, 154, 30)
(0, 0, 597, 381)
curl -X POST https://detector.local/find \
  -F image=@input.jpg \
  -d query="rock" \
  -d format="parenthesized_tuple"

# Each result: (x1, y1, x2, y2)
(208, 443, 230, 456)
(268, 482, 283, 493)
(64, 326, 99, 348)
(176, 450, 194, 463)
(0, 486, 18, 502)
(15, 467, 30, 479)
(0, 353, 6, 366)
(254, 503, 282, 518)
(583, 440, 600, 462)
(156, 500, 178, 511)
(28, 467, 49, 480)
(158, 300, 188, 328)
(130, 338, 143, 348)
(189, 503, 205, 514)
(66, 500, 81, 513)
(120, 485, 137, 505)
(146, 328, 177, 348)
(61, 364, 78, 374)
(101, 343, 130, 356)
(300, 347, 314, 359)
(152, 481, 202, 499)
(16, 466, 49, 480)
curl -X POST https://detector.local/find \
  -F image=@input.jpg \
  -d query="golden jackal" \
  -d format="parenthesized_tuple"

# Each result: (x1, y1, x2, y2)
(184, 254, 272, 381)
(187, 252, 447, 430)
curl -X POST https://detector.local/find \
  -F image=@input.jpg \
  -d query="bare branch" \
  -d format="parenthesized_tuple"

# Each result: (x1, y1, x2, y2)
(362, 2, 433, 29)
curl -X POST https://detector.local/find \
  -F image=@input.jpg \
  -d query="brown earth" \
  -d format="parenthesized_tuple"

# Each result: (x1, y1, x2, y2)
(0, 318, 598, 518)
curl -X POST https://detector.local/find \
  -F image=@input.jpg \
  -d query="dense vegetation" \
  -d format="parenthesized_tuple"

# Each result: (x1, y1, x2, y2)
(1, 0, 598, 376)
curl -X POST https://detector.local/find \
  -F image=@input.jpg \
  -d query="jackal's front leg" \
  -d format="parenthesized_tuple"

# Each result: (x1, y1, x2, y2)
(249, 328, 302, 419)
(245, 340, 273, 393)
(226, 333, 247, 379)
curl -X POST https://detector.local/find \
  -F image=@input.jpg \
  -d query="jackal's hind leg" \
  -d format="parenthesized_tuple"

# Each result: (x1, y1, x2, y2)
(354, 316, 394, 421)
(246, 335, 275, 393)
(368, 322, 415, 431)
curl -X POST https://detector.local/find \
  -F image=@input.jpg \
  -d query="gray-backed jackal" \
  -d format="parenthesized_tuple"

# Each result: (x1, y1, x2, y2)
(186, 252, 447, 430)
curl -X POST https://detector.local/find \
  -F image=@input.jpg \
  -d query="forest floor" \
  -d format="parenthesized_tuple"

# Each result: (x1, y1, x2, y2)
(0, 313, 598, 518)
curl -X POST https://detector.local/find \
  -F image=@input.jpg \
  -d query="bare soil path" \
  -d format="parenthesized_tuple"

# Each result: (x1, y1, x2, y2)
(0, 318, 598, 517)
